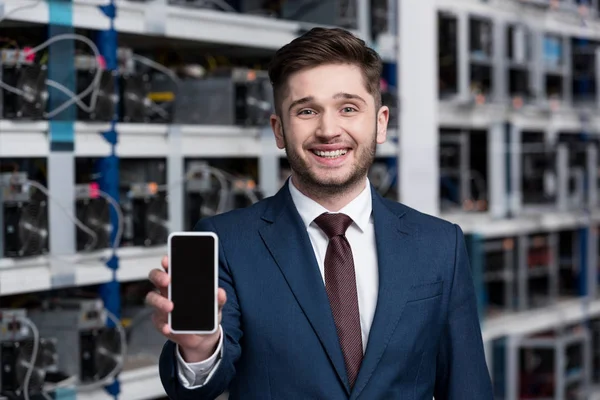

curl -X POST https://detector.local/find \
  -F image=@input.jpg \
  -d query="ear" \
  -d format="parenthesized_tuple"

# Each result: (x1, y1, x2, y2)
(376, 105, 389, 144)
(271, 114, 285, 149)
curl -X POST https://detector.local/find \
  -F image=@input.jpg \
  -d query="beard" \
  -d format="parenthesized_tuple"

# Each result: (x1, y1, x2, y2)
(282, 124, 378, 197)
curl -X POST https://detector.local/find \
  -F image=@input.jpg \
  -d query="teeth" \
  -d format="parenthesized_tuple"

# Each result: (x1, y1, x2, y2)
(313, 149, 348, 158)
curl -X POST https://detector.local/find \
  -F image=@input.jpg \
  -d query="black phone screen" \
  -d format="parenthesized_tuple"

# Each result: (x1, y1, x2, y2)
(170, 234, 217, 332)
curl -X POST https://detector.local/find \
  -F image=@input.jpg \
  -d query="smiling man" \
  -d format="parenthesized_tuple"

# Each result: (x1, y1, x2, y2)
(148, 27, 494, 399)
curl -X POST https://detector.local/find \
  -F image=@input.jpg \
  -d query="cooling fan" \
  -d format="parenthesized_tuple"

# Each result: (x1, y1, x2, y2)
(17, 199, 48, 256)
(145, 194, 169, 246)
(14, 338, 58, 397)
(15, 64, 48, 120)
(76, 198, 111, 251)
(92, 327, 123, 382)
(338, 0, 357, 28)
(90, 70, 118, 121)
(368, 163, 395, 199)
(121, 73, 149, 122)
(245, 75, 273, 126)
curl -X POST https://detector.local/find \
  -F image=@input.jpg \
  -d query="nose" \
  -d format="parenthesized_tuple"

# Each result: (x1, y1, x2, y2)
(315, 110, 340, 140)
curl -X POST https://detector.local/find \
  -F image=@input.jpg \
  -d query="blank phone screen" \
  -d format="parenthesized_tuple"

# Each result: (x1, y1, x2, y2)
(170, 234, 216, 332)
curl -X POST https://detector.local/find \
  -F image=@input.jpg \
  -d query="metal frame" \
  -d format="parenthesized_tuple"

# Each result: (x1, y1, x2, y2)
(504, 328, 592, 400)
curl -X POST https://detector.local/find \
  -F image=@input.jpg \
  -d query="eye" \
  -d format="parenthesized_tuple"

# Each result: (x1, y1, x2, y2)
(298, 109, 316, 115)
(342, 106, 357, 113)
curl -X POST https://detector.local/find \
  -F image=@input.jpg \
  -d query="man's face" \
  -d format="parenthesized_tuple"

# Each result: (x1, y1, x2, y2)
(270, 63, 389, 194)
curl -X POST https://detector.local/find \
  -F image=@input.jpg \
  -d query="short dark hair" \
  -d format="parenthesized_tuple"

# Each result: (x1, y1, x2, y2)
(268, 27, 383, 115)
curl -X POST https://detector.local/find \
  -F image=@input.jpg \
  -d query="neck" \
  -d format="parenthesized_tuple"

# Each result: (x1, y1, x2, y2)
(290, 174, 368, 212)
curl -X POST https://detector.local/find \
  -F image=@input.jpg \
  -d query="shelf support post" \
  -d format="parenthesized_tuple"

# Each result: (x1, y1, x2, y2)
(97, 1, 121, 398)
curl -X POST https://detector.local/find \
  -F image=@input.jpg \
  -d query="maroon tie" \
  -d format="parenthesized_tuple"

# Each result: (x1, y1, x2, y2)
(314, 212, 363, 388)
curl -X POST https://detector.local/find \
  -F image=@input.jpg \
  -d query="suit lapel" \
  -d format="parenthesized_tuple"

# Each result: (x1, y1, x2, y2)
(350, 190, 420, 400)
(258, 182, 351, 395)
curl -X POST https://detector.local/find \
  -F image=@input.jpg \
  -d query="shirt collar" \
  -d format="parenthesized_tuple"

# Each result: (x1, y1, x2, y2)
(288, 176, 373, 233)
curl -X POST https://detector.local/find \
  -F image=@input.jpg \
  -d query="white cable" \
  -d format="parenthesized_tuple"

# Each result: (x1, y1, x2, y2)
(94, 189, 125, 254)
(45, 80, 92, 112)
(77, 308, 127, 392)
(130, 54, 179, 83)
(26, 34, 102, 118)
(0, 78, 27, 97)
(0, 34, 102, 118)
(26, 180, 99, 251)
(17, 316, 40, 400)
(0, 0, 43, 25)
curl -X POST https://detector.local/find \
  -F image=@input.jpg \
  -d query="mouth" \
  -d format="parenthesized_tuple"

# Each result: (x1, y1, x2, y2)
(310, 149, 349, 159)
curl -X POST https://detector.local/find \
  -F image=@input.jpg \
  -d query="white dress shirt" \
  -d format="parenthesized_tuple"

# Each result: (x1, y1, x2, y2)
(176, 177, 379, 388)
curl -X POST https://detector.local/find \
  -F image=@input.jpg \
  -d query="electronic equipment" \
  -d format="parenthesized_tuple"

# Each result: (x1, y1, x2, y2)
(119, 159, 169, 247)
(468, 16, 493, 103)
(121, 183, 169, 247)
(1, 172, 49, 258)
(0, 49, 48, 120)
(520, 131, 558, 211)
(281, 0, 357, 29)
(168, 232, 219, 334)
(0, 309, 59, 400)
(173, 67, 273, 126)
(27, 299, 124, 386)
(439, 130, 488, 212)
(438, 12, 459, 99)
(507, 23, 533, 106)
(118, 48, 153, 123)
(168, 0, 239, 10)
(371, 0, 394, 40)
(75, 183, 111, 252)
(380, 78, 398, 128)
(146, 72, 177, 123)
(184, 161, 263, 229)
(75, 54, 118, 122)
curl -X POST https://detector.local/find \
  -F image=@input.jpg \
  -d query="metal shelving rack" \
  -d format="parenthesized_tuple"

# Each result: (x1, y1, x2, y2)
(4, 0, 600, 399)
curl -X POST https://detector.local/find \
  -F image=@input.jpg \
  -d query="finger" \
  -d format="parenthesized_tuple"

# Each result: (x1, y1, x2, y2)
(217, 288, 227, 309)
(161, 255, 168, 271)
(151, 311, 171, 336)
(148, 268, 169, 289)
(145, 291, 173, 313)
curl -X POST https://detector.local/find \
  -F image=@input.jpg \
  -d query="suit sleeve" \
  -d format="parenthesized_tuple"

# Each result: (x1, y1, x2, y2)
(433, 224, 494, 400)
(159, 217, 243, 399)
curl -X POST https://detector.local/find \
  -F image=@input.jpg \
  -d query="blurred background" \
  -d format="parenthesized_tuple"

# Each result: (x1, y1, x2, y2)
(1, 0, 600, 399)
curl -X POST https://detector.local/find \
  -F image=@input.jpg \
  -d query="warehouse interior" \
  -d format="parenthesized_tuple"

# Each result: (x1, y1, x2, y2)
(3, 0, 600, 399)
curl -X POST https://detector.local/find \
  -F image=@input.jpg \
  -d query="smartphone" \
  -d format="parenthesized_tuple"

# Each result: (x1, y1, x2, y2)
(168, 231, 218, 334)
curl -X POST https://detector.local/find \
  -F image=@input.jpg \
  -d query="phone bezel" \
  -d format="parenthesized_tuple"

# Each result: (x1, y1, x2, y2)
(168, 231, 219, 335)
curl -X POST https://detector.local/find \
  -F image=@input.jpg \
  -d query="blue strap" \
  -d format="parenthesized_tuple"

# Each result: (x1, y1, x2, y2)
(48, 0, 75, 149)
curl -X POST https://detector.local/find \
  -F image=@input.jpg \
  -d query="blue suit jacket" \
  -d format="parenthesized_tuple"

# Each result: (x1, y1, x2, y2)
(159, 181, 494, 399)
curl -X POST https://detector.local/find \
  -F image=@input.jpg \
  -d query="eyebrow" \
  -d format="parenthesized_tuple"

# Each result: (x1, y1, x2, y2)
(287, 92, 367, 112)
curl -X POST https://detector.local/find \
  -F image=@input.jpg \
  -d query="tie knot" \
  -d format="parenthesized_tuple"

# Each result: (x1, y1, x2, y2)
(314, 212, 353, 239)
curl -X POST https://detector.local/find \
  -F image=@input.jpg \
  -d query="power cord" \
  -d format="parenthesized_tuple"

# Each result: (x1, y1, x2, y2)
(0, 33, 102, 119)
(16, 315, 39, 400)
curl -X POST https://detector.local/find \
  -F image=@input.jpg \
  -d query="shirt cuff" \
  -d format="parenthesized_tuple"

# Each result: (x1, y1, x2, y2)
(175, 325, 224, 389)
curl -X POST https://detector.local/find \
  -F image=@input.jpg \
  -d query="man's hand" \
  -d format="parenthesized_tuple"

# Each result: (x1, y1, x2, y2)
(146, 256, 227, 363)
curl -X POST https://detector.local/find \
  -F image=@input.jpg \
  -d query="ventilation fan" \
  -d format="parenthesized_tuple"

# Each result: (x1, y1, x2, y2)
(248, 77, 273, 126)
(368, 163, 395, 198)
(145, 194, 169, 246)
(93, 327, 123, 382)
(15, 338, 58, 396)
(4, 198, 49, 258)
(120, 73, 149, 123)
(76, 198, 111, 252)
(16, 64, 48, 119)
(90, 70, 118, 121)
